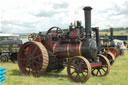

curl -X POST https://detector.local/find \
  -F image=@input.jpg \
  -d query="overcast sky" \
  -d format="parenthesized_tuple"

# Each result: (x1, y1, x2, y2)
(0, 0, 128, 33)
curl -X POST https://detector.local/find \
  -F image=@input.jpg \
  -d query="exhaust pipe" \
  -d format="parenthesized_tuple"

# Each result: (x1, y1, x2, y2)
(92, 27, 100, 47)
(110, 28, 113, 41)
(83, 6, 92, 39)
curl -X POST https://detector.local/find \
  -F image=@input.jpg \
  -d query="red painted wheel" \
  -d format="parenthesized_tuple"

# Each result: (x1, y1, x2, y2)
(18, 41, 49, 77)
(103, 51, 115, 65)
(91, 54, 110, 77)
(67, 56, 91, 83)
(108, 47, 118, 58)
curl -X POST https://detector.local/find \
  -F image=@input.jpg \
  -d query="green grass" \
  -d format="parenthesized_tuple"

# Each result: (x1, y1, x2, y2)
(19, 35, 28, 39)
(0, 50, 128, 85)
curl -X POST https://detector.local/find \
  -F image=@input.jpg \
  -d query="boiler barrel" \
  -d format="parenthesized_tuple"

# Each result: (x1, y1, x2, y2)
(53, 39, 97, 59)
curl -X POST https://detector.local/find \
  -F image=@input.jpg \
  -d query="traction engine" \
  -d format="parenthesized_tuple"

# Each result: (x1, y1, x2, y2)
(92, 27, 116, 65)
(92, 27, 123, 65)
(18, 6, 111, 83)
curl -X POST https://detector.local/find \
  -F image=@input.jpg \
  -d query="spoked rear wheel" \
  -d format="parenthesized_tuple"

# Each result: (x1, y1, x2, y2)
(67, 56, 91, 83)
(91, 54, 110, 77)
(18, 41, 49, 77)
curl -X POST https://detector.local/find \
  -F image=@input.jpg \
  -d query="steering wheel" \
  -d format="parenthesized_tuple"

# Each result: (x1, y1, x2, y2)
(46, 26, 64, 35)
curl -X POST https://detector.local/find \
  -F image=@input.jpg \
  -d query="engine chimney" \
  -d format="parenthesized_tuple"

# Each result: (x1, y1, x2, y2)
(110, 28, 113, 41)
(83, 6, 92, 39)
(92, 27, 100, 47)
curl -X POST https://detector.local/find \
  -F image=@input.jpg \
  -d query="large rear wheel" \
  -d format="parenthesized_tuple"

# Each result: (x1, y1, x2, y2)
(18, 41, 49, 77)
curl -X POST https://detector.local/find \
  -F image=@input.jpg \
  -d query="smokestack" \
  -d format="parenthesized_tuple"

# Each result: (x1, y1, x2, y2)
(110, 28, 113, 41)
(92, 27, 100, 47)
(95, 27, 100, 47)
(83, 6, 92, 39)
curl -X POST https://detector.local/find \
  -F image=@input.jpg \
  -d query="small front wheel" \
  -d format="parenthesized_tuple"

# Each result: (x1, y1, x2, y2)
(91, 54, 110, 77)
(103, 51, 115, 65)
(67, 56, 91, 83)
(108, 47, 118, 58)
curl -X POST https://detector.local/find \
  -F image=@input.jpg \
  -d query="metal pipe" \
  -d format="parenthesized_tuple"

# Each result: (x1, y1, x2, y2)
(83, 6, 92, 39)
(92, 27, 100, 47)
(110, 28, 113, 41)
(95, 27, 100, 47)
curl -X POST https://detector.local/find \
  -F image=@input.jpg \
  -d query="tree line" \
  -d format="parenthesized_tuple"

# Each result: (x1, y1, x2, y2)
(100, 27, 128, 32)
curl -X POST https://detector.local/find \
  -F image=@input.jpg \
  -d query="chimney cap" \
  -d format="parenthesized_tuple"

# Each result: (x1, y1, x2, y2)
(83, 6, 92, 10)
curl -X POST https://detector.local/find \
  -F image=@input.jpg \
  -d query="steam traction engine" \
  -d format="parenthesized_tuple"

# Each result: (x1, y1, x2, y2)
(92, 27, 122, 65)
(18, 6, 111, 83)
(92, 27, 116, 65)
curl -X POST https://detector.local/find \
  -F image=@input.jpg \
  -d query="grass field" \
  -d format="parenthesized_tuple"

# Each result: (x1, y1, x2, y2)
(0, 50, 128, 85)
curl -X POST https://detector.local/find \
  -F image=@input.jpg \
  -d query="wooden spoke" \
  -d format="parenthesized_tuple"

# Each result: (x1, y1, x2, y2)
(71, 71, 75, 75)
(32, 47, 38, 56)
(81, 72, 86, 78)
(101, 68, 106, 73)
(99, 70, 102, 75)
(34, 61, 41, 65)
(33, 54, 42, 59)
(83, 70, 88, 73)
